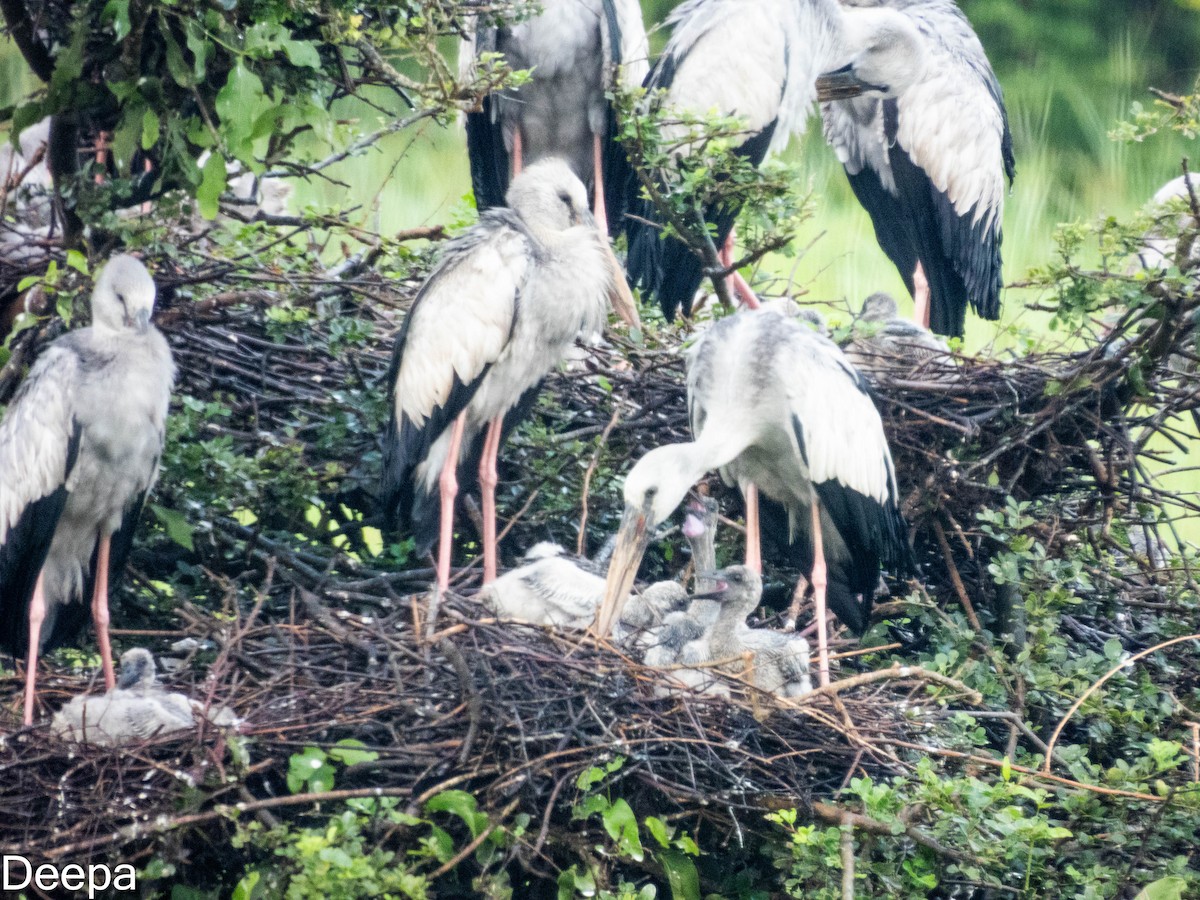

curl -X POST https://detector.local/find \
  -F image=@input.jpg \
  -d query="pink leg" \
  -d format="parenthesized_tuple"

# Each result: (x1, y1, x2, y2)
(478, 416, 503, 584)
(913, 261, 931, 329)
(94, 131, 109, 186)
(592, 134, 608, 238)
(720, 230, 760, 309)
(744, 483, 762, 575)
(92, 534, 116, 691)
(511, 130, 524, 177)
(810, 500, 831, 688)
(22, 572, 47, 725)
(436, 415, 468, 595)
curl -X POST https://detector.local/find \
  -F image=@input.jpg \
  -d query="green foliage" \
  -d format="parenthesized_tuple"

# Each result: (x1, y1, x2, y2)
(614, 81, 814, 302)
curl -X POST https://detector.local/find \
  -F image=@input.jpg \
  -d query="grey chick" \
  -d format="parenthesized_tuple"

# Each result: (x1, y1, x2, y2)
(52, 648, 195, 746)
(704, 566, 813, 698)
(845, 292, 952, 375)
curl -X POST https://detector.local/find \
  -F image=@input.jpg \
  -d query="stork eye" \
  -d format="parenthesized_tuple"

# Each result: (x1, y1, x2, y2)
(558, 191, 572, 207)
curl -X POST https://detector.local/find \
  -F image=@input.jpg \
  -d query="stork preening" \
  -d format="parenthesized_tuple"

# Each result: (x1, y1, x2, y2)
(625, 0, 927, 320)
(462, 0, 648, 236)
(823, 0, 1015, 337)
(0, 255, 174, 725)
(383, 159, 634, 597)
(595, 308, 914, 686)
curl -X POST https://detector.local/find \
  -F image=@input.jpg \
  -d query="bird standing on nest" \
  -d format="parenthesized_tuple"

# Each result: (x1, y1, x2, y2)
(0, 255, 174, 725)
(596, 308, 914, 688)
(382, 159, 640, 600)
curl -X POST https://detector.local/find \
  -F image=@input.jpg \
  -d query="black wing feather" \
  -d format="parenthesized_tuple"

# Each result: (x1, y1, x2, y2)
(0, 421, 82, 658)
(466, 96, 510, 212)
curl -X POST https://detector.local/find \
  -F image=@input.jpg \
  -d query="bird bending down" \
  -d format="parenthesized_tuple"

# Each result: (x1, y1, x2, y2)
(0, 254, 174, 725)
(625, 0, 926, 320)
(822, 0, 1015, 337)
(595, 308, 914, 687)
(383, 159, 627, 598)
(462, 0, 648, 237)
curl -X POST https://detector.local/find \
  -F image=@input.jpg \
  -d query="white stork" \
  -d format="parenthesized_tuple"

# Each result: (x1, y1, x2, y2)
(625, 0, 927, 320)
(844, 290, 953, 374)
(383, 159, 631, 596)
(822, 0, 1015, 338)
(462, 0, 649, 236)
(594, 308, 914, 686)
(0, 255, 174, 725)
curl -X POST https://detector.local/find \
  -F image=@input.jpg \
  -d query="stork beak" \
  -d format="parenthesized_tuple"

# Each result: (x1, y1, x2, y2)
(591, 497, 654, 637)
(131, 308, 152, 333)
(603, 244, 642, 331)
(815, 64, 888, 102)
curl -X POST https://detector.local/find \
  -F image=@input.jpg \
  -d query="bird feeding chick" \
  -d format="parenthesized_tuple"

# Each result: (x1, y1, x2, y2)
(382, 158, 640, 601)
(0, 255, 174, 725)
(51, 648, 233, 746)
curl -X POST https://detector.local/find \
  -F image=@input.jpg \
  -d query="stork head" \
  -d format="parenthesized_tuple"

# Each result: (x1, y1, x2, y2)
(816, 7, 927, 101)
(505, 157, 643, 331)
(93, 254, 157, 335)
(116, 647, 157, 691)
(506, 157, 595, 237)
(592, 444, 705, 636)
(860, 291, 899, 322)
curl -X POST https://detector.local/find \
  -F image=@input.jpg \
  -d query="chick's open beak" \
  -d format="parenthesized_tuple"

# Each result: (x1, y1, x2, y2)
(592, 497, 654, 637)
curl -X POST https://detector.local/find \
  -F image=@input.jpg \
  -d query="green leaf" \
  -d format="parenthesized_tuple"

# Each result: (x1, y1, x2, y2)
(645, 815, 671, 849)
(216, 62, 271, 162)
(328, 738, 379, 767)
(426, 790, 488, 839)
(287, 747, 334, 794)
(65, 250, 89, 275)
(231, 871, 259, 900)
(102, 0, 131, 41)
(150, 504, 195, 551)
(601, 798, 643, 861)
(1134, 876, 1188, 900)
(658, 848, 700, 900)
(197, 153, 226, 220)
(142, 108, 161, 150)
(284, 39, 321, 68)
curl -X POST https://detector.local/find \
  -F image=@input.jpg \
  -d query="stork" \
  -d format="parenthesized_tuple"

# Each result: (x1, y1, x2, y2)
(594, 308, 914, 686)
(625, 0, 927, 320)
(0, 254, 174, 725)
(844, 291, 953, 374)
(383, 159, 633, 597)
(462, 0, 649, 236)
(822, 0, 1015, 337)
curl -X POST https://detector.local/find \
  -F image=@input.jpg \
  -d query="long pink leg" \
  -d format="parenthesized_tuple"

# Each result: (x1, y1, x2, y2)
(22, 571, 47, 725)
(744, 483, 762, 574)
(511, 130, 524, 177)
(913, 261, 931, 329)
(478, 416, 503, 584)
(810, 499, 831, 688)
(93, 131, 109, 186)
(436, 414, 468, 595)
(720, 230, 760, 309)
(592, 133, 608, 238)
(92, 534, 116, 691)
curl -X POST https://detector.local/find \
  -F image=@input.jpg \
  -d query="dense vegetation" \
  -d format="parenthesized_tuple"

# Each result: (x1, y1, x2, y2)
(0, 1, 1199, 898)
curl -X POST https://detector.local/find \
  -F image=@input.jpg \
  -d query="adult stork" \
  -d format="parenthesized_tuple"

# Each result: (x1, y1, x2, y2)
(822, 0, 1015, 338)
(625, 0, 927, 320)
(462, 0, 648, 236)
(0, 255, 174, 725)
(594, 308, 914, 686)
(383, 159, 631, 596)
